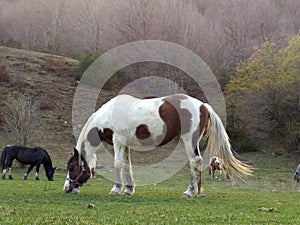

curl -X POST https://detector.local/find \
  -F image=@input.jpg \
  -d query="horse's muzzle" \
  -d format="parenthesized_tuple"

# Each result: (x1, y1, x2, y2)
(63, 179, 80, 194)
(64, 187, 80, 194)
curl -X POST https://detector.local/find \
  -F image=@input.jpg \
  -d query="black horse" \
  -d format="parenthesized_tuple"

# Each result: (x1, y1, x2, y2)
(1, 145, 56, 181)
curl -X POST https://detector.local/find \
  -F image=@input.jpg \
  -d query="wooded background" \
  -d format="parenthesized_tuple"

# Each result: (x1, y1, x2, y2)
(0, 0, 299, 152)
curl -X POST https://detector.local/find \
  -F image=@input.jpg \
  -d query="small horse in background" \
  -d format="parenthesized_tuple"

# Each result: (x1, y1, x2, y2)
(1, 145, 56, 181)
(209, 156, 222, 179)
(294, 164, 300, 183)
(63, 94, 252, 197)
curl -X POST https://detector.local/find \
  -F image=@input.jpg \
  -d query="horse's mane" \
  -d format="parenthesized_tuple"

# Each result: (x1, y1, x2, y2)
(37, 147, 53, 168)
(41, 148, 51, 160)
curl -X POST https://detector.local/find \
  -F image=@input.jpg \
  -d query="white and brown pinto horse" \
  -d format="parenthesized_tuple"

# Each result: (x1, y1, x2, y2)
(63, 94, 251, 197)
(209, 156, 222, 179)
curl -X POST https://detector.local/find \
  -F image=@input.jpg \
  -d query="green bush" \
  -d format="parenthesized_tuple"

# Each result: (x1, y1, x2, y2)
(225, 34, 300, 152)
(0, 38, 21, 48)
(73, 51, 98, 80)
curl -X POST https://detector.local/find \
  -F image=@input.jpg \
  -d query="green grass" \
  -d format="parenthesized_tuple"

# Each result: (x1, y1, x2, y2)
(1, 152, 300, 224)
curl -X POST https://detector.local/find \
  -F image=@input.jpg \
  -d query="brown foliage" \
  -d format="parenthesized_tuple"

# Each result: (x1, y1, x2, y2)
(43, 56, 70, 76)
(0, 64, 9, 82)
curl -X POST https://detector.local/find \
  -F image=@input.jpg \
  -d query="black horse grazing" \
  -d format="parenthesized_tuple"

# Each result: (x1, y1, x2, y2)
(1, 145, 56, 181)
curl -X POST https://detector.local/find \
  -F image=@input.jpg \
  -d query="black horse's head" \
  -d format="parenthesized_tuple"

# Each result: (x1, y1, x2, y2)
(63, 148, 91, 194)
(45, 167, 56, 181)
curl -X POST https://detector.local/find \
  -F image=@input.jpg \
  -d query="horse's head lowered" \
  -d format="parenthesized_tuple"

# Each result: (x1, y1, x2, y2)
(63, 148, 91, 194)
(46, 167, 56, 181)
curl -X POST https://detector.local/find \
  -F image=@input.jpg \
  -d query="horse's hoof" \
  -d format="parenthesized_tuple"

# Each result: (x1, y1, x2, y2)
(35, 176, 40, 180)
(123, 192, 132, 196)
(109, 191, 120, 195)
(23, 176, 27, 180)
(2, 175, 5, 180)
(182, 193, 192, 198)
(8, 175, 13, 180)
(198, 193, 205, 198)
(183, 190, 194, 198)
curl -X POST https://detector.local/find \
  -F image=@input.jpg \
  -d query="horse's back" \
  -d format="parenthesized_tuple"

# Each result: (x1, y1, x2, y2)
(80, 93, 205, 150)
(1, 145, 21, 156)
(108, 94, 203, 147)
(12, 146, 48, 164)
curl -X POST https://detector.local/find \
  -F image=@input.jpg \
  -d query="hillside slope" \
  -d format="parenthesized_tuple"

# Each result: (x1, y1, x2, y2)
(0, 46, 79, 158)
(0, 46, 180, 166)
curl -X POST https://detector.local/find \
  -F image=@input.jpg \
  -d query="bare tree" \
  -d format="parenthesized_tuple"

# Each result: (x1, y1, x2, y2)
(1, 0, 300, 75)
(2, 93, 44, 146)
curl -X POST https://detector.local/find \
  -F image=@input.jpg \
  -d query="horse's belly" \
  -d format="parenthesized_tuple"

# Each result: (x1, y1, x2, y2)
(16, 157, 33, 165)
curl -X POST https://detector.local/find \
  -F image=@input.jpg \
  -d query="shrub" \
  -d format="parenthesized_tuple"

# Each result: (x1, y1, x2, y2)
(73, 51, 98, 80)
(43, 56, 70, 75)
(225, 34, 300, 152)
(2, 93, 44, 146)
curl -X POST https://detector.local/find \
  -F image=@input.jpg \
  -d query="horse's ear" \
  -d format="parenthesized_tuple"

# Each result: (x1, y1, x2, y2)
(73, 148, 79, 160)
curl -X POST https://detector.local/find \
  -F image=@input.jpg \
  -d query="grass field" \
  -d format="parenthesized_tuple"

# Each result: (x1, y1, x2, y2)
(1, 152, 300, 225)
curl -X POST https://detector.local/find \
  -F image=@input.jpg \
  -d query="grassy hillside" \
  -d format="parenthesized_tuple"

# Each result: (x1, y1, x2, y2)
(0, 46, 79, 163)
(0, 47, 179, 168)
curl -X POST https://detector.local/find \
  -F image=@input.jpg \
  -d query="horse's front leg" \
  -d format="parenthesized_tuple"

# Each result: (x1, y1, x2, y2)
(123, 146, 134, 195)
(24, 164, 35, 180)
(109, 138, 125, 195)
(35, 164, 41, 180)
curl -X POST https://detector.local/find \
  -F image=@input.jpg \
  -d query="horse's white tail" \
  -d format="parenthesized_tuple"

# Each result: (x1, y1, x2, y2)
(204, 104, 252, 179)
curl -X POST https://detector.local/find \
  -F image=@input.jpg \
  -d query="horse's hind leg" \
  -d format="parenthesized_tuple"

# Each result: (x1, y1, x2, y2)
(2, 168, 13, 180)
(123, 147, 134, 195)
(2, 158, 14, 180)
(1, 169, 6, 180)
(24, 164, 35, 180)
(183, 141, 202, 197)
(8, 168, 13, 180)
(183, 157, 202, 197)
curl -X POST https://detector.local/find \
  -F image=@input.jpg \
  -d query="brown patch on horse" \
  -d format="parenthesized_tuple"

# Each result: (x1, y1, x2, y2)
(99, 128, 113, 145)
(192, 104, 210, 150)
(81, 142, 86, 158)
(158, 94, 192, 146)
(136, 124, 151, 139)
(135, 124, 155, 145)
(199, 104, 209, 135)
(87, 127, 114, 146)
(87, 127, 101, 147)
